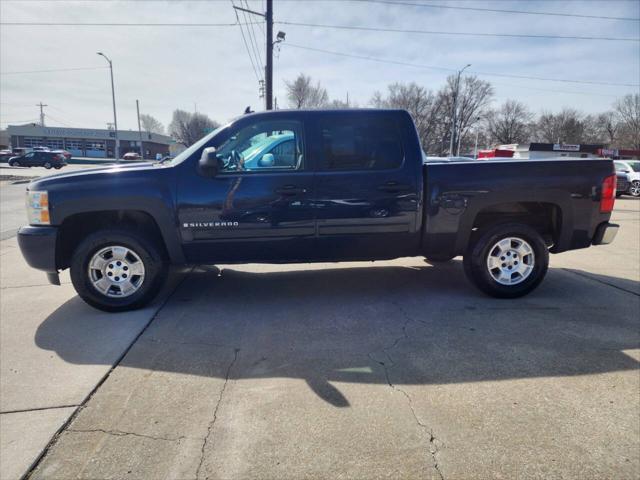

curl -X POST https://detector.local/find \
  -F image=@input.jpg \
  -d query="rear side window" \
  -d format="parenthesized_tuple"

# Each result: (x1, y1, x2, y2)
(319, 115, 404, 171)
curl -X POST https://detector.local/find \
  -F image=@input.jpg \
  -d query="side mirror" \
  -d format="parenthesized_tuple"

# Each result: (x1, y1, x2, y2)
(198, 147, 219, 177)
(258, 153, 275, 167)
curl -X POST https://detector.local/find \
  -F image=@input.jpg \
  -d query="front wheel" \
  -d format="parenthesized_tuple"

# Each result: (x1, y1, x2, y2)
(463, 223, 549, 298)
(10, 160, 19, 167)
(70, 229, 168, 312)
(43, 162, 52, 169)
(630, 180, 640, 197)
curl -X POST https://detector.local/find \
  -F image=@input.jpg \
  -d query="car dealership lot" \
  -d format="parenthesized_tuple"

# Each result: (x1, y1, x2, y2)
(0, 199, 638, 480)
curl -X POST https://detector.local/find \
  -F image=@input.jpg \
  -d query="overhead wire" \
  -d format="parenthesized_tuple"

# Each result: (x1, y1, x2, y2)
(230, 0, 262, 82)
(283, 43, 640, 87)
(277, 20, 640, 42)
(352, 0, 640, 22)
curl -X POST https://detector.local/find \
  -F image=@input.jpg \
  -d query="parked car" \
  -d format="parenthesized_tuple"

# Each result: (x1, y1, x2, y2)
(12, 147, 28, 156)
(0, 149, 13, 161)
(52, 149, 72, 160)
(614, 160, 640, 197)
(123, 152, 141, 160)
(616, 172, 630, 197)
(17, 109, 619, 311)
(8, 151, 67, 169)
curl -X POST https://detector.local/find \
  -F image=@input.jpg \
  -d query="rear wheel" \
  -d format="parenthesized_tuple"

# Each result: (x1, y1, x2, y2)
(630, 180, 640, 197)
(70, 229, 168, 312)
(54, 165, 62, 169)
(463, 223, 549, 298)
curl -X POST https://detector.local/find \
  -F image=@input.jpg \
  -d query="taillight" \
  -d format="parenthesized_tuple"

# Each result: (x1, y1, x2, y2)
(600, 174, 616, 213)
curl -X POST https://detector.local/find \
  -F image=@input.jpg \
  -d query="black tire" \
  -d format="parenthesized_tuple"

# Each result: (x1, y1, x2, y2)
(54, 165, 62, 170)
(463, 223, 549, 298)
(425, 254, 456, 263)
(70, 229, 168, 312)
(616, 192, 623, 198)
(43, 162, 52, 169)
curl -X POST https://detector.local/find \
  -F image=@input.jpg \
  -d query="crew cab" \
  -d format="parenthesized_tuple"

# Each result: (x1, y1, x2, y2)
(17, 109, 619, 311)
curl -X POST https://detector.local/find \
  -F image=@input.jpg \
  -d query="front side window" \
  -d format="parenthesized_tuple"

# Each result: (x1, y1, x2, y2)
(629, 162, 640, 172)
(319, 116, 404, 171)
(216, 120, 304, 173)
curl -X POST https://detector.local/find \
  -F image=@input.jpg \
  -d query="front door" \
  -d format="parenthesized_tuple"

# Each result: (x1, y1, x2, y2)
(177, 116, 315, 263)
(310, 111, 421, 260)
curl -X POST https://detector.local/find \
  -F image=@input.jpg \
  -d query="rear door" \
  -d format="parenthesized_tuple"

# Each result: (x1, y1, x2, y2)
(310, 111, 421, 260)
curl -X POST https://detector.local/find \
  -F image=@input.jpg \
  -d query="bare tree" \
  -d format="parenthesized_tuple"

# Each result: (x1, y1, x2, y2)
(432, 75, 493, 155)
(139, 114, 164, 135)
(536, 108, 585, 144)
(371, 82, 439, 152)
(486, 100, 533, 145)
(615, 93, 640, 149)
(284, 74, 329, 109)
(168, 109, 219, 147)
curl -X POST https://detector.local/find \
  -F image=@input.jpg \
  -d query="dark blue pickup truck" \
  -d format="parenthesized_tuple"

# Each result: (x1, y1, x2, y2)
(18, 109, 619, 311)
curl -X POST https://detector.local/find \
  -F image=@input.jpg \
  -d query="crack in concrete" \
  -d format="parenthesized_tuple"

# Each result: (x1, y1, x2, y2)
(369, 301, 445, 480)
(195, 348, 240, 480)
(66, 428, 188, 443)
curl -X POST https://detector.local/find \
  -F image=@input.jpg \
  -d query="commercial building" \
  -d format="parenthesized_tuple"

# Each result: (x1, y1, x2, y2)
(7, 124, 173, 159)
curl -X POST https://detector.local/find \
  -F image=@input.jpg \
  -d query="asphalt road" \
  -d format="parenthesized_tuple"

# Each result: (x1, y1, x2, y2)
(0, 197, 638, 480)
(0, 165, 98, 240)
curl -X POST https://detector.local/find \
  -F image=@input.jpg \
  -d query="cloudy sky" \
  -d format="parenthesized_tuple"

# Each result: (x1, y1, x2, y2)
(1, 0, 638, 132)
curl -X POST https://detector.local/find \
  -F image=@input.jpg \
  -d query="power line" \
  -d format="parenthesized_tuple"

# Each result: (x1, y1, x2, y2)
(283, 43, 640, 87)
(1, 66, 108, 75)
(231, 1, 262, 82)
(278, 21, 640, 42)
(353, 0, 640, 22)
(0, 21, 261, 26)
(240, 0, 265, 76)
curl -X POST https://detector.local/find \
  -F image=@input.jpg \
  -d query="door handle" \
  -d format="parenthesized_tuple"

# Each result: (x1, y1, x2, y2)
(377, 182, 411, 193)
(275, 185, 307, 196)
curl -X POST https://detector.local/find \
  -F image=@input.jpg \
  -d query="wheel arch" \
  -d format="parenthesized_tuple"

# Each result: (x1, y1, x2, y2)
(56, 209, 183, 270)
(457, 200, 567, 254)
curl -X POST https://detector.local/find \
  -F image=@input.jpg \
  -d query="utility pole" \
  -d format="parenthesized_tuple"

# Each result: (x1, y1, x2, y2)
(136, 100, 144, 160)
(265, 0, 273, 110)
(97, 52, 119, 162)
(449, 64, 471, 156)
(36, 102, 47, 126)
(232, 0, 284, 111)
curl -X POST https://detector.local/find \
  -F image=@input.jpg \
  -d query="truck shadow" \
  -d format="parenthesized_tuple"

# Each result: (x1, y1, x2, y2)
(35, 262, 640, 407)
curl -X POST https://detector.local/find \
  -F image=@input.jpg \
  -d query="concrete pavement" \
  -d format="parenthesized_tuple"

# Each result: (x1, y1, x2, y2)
(0, 199, 638, 480)
(0, 238, 189, 479)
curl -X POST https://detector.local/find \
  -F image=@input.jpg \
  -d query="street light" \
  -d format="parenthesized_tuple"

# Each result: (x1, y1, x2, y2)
(97, 52, 119, 162)
(449, 63, 471, 156)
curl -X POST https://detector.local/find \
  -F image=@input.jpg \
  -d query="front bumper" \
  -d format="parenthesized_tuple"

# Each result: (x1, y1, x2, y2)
(592, 222, 619, 245)
(17, 225, 58, 272)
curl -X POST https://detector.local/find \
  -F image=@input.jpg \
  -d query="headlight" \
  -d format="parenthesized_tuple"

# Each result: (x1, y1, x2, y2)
(26, 190, 50, 225)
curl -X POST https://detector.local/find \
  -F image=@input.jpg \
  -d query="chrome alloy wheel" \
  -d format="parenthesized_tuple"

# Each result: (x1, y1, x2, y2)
(88, 245, 145, 297)
(630, 180, 640, 197)
(486, 237, 535, 286)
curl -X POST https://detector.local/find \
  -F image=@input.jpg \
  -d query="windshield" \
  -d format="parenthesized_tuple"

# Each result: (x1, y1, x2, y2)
(163, 123, 229, 166)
